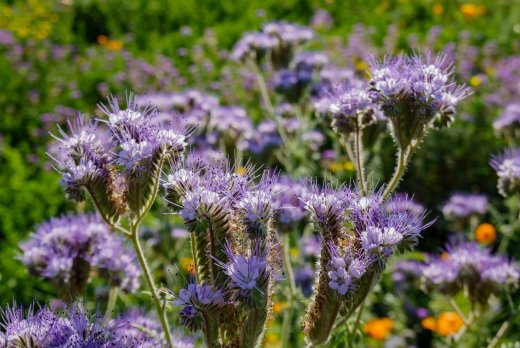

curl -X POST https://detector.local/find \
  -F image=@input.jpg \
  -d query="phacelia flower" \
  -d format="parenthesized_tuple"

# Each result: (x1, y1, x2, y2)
(0, 302, 145, 347)
(493, 102, 520, 134)
(19, 214, 140, 295)
(490, 148, 520, 197)
(421, 241, 520, 304)
(369, 53, 470, 150)
(327, 79, 378, 135)
(441, 192, 488, 219)
(172, 281, 226, 331)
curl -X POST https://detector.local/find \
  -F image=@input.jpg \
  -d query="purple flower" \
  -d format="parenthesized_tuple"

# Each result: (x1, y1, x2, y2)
(19, 214, 140, 294)
(230, 32, 277, 62)
(421, 241, 520, 303)
(0, 302, 143, 347)
(493, 102, 520, 132)
(326, 243, 371, 296)
(490, 148, 520, 197)
(216, 242, 271, 304)
(326, 79, 378, 134)
(272, 176, 310, 231)
(369, 53, 470, 149)
(441, 193, 488, 219)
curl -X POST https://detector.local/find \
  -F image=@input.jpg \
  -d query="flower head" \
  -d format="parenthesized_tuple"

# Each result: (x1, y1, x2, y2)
(490, 148, 520, 197)
(441, 192, 488, 219)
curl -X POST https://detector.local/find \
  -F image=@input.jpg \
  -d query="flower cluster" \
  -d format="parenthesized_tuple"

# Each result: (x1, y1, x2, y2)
(421, 241, 520, 304)
(327, 79, 379, 135)
(271, 176, 310, 232)
(19, 214, 140, 296)
(51, 94, 189, 224)
(0, 303, 143, 347)
(301, 186, 430, 345)
(369, 54, 470, 150)
(232, 21, 313, 68)
(441, 192, 488, 219)
(164, 156, 279, 346)
(490, 148, 520, 197)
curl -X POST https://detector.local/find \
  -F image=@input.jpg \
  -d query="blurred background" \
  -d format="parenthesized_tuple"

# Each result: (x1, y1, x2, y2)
(1, 0, 519, 346)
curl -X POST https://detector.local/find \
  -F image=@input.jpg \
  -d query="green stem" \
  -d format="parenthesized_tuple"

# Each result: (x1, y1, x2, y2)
(354, 125, 366, 196)
(383, 148, 408, 200)
(130, 226, 173, 348)
(249, 59, 275, 116)
(281, 233, 298, 347)
(104, 286, 118, 322)
(486, 319, 511, 348)
(283, 233, 297, 297)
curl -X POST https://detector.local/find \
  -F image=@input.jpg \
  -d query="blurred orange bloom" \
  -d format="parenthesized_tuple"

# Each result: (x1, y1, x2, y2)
(421, 316, 437, 331)
(475, 223, 496, 245)
(436, 311, 464, 336)
(107, 39, 123, 51)
(97, 34, 108, 45)
(460, 3, 486, 19)
(364, 317, 393, 340)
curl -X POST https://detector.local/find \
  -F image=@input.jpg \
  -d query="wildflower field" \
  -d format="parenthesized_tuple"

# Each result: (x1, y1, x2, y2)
(1, 0, 520, 347)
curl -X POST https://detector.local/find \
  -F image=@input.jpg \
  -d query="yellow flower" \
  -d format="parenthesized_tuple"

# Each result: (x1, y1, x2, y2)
(432, 3, 444, 16)
(363, 317, 393, 340)
(460, 3, 486, 19)
(107, 39, 123, 51)
(436, 311, 464, 336)
(180, 257, 194, 272)
(475, 223, 496, 245)
(421, 316, 437, 331)
(343, 161, 356, 171)
(273, 301, 287, 314)
(355, 60, 369, 72)
(290, 247, 299, 258)
(469, 75, 481, 87)
(264, 332, 280, 346)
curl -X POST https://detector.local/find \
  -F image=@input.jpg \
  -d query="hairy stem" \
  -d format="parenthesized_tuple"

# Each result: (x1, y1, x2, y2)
(354, 125, 367, 196)
(281, 233, 297, 347)
(383, 148, 408, 200)
(487, 319, 512, 348)
(130, 226, 173, 348)
(104, 286, 118, 322)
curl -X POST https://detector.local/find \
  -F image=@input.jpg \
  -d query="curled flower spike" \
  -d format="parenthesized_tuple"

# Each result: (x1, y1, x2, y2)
(369, 53, 470, 150)
(327, 79, 378, 135)
(490, 148, 520, 197)
(19, 214, 141, 296)
(421, 241, 520, 304)
(215, 241, 271, 307)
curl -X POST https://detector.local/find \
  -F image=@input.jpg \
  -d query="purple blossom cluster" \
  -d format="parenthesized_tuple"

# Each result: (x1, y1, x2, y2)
(172, 281, 226, 331)
(271, 176, 311, 232)
(441, 192, 488, 219)
(421, 242, 520, 304)
(0, 303, 193, 348)
(231, 21, 313, 68)
(369, 54, 470, 149)
(490, 148, 520, 197)
(493, 102, 520, 134)
(51, 94, 189, 223)
(19, 214, 140, 295)
(302, 187, 431, 297)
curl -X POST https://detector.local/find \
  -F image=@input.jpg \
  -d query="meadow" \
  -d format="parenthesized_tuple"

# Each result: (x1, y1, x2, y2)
(0, 0, 519, 347)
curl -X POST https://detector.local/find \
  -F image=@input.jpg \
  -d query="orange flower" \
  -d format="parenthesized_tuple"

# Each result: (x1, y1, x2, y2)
(96, 34, 108, 45)
(364, 317, 393, 340)
(460, 3, 486, 19)
(273, 301, 287, 314)
(436, 311, 464, 336)
(475, 223, 496, 245)
(421, 316, 437, 331)
(107, 39, 123, 51)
